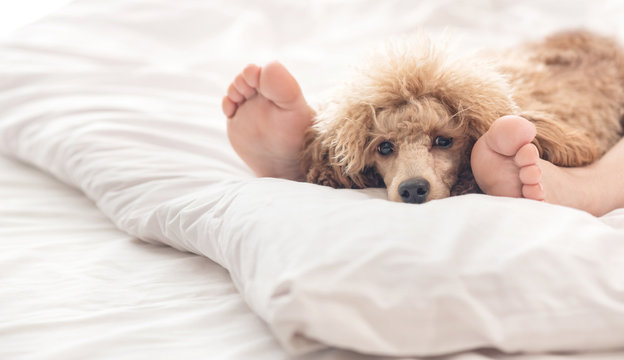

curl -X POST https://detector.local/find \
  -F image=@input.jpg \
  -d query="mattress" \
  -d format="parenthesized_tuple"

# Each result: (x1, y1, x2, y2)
(1, 0, 623, 359)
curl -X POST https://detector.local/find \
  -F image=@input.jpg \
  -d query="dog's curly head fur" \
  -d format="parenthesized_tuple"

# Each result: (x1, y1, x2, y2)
(301, 36, 518, 203)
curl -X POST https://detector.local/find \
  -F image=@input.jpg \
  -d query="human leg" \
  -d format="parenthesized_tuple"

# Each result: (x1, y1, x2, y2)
(471, 115, 624, 216)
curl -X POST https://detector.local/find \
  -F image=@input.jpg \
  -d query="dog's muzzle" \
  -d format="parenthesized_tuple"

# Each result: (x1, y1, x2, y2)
(398, 178, 430, 204)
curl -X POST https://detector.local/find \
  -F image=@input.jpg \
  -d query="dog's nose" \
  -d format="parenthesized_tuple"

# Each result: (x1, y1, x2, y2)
(398, 178, 430, 204)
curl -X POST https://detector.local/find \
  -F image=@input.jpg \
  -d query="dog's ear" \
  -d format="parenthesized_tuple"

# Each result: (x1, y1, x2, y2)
(520, 110, 599, 167)
(300, 106, 383, 189)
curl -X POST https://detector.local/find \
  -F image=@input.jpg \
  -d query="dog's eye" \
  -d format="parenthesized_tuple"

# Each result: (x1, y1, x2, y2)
(377, 141, 394, 156)
(434, 136, 453, 148)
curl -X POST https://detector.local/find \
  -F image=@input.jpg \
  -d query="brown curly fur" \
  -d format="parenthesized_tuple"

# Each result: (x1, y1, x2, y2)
(300, 30, 624, 203)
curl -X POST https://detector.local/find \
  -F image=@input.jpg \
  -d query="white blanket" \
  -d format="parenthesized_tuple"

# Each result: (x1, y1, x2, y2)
(1, 0, 624, 358)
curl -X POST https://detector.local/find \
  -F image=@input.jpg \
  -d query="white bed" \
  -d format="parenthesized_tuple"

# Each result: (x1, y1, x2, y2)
(1, 1, 624, 359)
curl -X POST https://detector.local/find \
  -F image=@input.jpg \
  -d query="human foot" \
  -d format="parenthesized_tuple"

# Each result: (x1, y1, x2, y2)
(222, 61, 315, 180)
(471, 115, 608, 216)
(471, 116, 543, 199)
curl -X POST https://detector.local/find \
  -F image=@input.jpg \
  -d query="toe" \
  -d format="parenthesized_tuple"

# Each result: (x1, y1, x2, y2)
(227, 83, 244, 103)
(259, 61, 305, 109)
(514, 143, 540, 167)
(234, 74, 257, 99)
(222, 96, 237, 118)
(241, 64, 261, 88)
(484, 116, 537, 156)
(522, 183, 545, 201)
(519, 164, 542, 185)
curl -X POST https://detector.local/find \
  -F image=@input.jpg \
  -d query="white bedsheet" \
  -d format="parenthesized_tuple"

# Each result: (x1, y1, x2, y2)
(2, 153, 623, 360)
(1, 0, 624, 359)
(0, 157, 288, 359)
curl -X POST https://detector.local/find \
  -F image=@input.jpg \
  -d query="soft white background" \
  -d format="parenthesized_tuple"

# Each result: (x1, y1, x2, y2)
(0, 0, 73, 39)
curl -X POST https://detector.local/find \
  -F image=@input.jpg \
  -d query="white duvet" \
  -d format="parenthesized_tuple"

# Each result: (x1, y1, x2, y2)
(1, 0, 624, 358)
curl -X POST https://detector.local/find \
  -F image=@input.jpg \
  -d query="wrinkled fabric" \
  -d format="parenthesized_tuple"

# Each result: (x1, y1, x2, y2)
(1, 0, 624, 358)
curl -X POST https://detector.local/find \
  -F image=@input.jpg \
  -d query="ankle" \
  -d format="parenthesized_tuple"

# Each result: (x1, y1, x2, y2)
(587, 160, 623, 216)
(565, 163, 613, 216)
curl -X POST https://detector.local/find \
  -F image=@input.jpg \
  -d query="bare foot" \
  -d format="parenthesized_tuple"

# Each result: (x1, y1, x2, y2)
(222, 62, 315, 180)
(471, 115, 610, 216)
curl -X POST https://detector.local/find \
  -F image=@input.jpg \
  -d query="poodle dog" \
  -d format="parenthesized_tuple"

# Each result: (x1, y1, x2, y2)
(300, 30, 624, 203)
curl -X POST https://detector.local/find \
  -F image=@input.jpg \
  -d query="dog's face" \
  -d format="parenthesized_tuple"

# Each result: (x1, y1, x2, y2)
(301, 37, 518, 203)
(370, 98, 472, 203)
